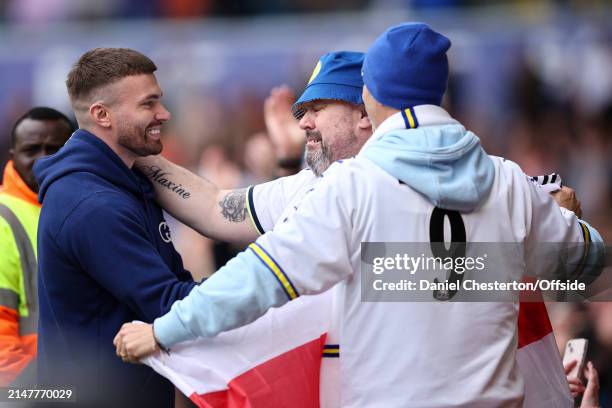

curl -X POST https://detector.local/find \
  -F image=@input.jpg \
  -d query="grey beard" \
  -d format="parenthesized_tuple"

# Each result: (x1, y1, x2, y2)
(305, 141, 332, 177)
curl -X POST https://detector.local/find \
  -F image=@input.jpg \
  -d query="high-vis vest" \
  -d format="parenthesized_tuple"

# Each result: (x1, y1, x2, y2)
(0, 161, 40, 385)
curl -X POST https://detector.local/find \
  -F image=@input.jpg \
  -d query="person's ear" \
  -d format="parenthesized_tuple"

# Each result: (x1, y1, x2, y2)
(357, 106, 372, 130)
(8, 148, 14, 161)
(89, 102, 112, 129)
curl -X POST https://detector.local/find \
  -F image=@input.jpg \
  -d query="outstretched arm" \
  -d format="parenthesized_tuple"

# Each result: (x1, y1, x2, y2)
(114, 163, 354, 360)
(136, 86, 307, 242)
(136, 155, 258, 243)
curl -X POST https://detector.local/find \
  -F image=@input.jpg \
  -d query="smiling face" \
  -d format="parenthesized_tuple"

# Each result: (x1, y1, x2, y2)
(109, 74, 171, 157)
(298, 99, 371, 176)
(11, 118, 72, 192)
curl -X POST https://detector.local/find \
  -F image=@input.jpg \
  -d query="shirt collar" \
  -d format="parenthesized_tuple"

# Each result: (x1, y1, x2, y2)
(360, 105, 460, 153)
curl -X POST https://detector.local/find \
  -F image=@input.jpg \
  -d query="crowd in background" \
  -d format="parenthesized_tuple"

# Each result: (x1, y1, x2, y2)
(0, 0, 610, 403)
(0, 0, 609, 21)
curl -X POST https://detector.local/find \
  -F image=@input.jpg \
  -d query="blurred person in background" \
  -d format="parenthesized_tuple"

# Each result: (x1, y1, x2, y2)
(589, 302, 612, 405)
(243, 131, 277, 184)
(557, 302, 612, 406)
(263, 86, 306, 177)
(565, 359, 601, 406)
(0, 107, 72, 386)
(509, 52, 610, 405)
(32, 48, 197, 407)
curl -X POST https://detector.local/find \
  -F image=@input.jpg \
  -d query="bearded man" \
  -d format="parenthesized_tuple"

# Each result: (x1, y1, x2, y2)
(33, 48, 197, 407)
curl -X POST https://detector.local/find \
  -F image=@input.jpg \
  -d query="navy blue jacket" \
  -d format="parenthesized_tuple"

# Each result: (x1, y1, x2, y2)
(34, 130, 197, 407)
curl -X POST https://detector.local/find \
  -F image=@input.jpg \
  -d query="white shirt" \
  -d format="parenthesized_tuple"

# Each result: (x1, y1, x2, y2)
(248, 168, 319, 234)
(249, 169, 342, 407)
(249, 111, 585, 407)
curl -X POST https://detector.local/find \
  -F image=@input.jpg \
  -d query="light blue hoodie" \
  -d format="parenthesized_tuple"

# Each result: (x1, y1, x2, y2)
(361, 121, 494, 212)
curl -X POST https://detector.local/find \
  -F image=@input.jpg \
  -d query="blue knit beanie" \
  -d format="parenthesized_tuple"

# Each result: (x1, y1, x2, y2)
(362, 23, 451, 110)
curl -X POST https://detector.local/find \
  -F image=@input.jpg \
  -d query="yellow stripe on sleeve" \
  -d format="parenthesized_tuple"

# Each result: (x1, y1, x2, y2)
(571, 221, 592, 280)
(580, 222, 591, 265)
(249, 243, 298, 300)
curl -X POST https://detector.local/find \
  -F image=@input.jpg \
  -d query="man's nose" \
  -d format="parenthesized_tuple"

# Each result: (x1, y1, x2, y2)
(299, 111, 314, 130)
(156, 104, 172, 122)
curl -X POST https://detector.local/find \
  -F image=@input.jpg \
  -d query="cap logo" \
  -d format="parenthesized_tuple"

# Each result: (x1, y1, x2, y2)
(308, 60, 322, 84)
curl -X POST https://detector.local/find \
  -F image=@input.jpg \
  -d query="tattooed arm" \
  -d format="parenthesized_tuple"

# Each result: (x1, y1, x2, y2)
(135, 155, 259, 243)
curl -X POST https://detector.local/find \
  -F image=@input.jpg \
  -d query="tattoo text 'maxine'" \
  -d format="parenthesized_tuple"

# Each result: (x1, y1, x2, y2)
(141, 165, 191, 199)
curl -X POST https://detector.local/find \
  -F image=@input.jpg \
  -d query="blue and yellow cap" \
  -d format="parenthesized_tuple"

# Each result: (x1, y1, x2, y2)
(292, 51, 364, 119)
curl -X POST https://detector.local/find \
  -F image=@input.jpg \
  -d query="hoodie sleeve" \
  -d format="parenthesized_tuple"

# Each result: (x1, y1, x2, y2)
(57, 192, 197, 322)
(524, 177, 605, 284)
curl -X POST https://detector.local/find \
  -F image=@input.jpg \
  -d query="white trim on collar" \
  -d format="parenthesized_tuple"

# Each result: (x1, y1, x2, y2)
(360, 105, 460, 153)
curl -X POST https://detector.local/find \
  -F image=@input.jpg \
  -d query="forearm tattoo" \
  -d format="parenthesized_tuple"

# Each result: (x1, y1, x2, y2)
(219, 189, 248, 222)
(140, 165, 191, 199)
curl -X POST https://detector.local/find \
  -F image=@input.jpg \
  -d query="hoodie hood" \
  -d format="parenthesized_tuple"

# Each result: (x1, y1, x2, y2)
(360, 106, 494, 212)
(34, 129, 150, 203)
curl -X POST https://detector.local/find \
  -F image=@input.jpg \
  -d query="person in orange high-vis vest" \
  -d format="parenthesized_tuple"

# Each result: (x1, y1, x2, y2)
(0, 107, 72, 385)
